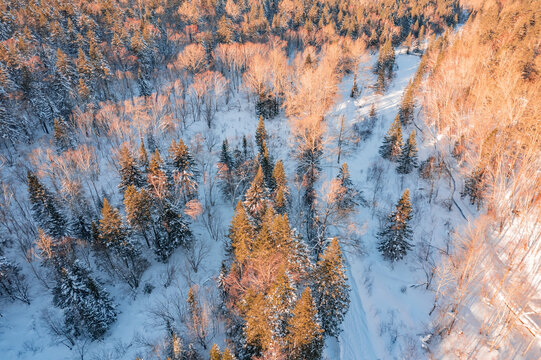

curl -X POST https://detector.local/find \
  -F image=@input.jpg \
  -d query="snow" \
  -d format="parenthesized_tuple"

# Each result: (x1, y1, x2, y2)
(0, 47, 482, 360)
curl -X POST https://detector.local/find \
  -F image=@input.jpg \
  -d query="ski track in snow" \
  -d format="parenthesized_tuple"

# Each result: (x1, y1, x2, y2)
(330, 50, 432, 360)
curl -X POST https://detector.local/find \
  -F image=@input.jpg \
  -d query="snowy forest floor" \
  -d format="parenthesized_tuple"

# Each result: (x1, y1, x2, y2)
(0, 49, 475, 360)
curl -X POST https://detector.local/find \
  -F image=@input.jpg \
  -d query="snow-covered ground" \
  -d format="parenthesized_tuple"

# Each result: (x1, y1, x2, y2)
(326, 50, 471, 360)
(0, 49, 475, 360)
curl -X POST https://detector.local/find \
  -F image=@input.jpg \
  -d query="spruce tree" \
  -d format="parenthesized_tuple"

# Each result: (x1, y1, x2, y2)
(228, 201, 253, 263)
(260, 145, 275, 191)
(118, 144, 144, 191)
(336, 163, 364, 213)
(396, 130, 419, 174)
(97, 198, 148, 288)
(255, 115, 267, 157)
(267, 267, 296, 340)
(27, 171, 66, 238)
(155, 201, 191, 262)
(53, 260, 116, 340)
(138, 142, 149, 169)
(286, 287, 323, 360)
(124, 185, 152, 247)
(377, 189, 413, 262)
(53, 118, 73, 153)
(210, 343, 222, 360)
(379, 115, 403, 161)
(312, 238, 350, 337)
(398, 81, 415, 125)
(222, 348, 235, 360)
(243, 166, 268, 222)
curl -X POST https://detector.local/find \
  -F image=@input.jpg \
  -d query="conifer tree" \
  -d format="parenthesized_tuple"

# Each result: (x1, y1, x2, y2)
(312, 238, 350, 337)
(228, 201, 253, 263)
(243, 166, 268, 221)
(222, 347, 235, 360)
(379, 115, 403, 161)
(396, 130, 419, 174)
(154, 201, 191, 262)
(267, 267, 296, 340)
(97, 198, 127, 248)
(210, 343, 222, 360)
(124, 185, 152, 247)
(286, 287, 323, 360)
(272, 160, 289, 213)
(53, 118, 73, 153)
(118, 144, 144, 191)
(243, 291, 273, 355)
(336, 163, 364, 214)
(169, 139, 198, 203)
(219, 139, 235, 200)
(398, 81, 415, 125)
(169, 139, 195, 173)
(27, 171, 66, 238)
(97, 198, 148, 288)
(138, 142, 149, 169)
(53, 260, 116, 340)
(377, 189, 413, 262)
(255, 115, 267, 157)
(260, 145, 275, 191)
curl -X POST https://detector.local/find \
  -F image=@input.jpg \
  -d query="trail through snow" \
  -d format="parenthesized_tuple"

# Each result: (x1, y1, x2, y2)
(329, 50, 441, 360)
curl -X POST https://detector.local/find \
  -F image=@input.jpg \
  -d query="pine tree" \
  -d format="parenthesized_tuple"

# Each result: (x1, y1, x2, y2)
(53, 118, 73, 153)
(260, 145, 275, 191)
(210, 343, 222, 360)
(169, 139, 198, 202)
(243, 291, 273, 355)
(243, 166, 268, 222)
(377, 189, 413, 262)
(396, 130, 419, 174)
(379, 115, 403, 161)
(138, 142, 149, 169)
(53, 260, 116, 340)
(336, 163, 364, 213)
(398, 81, 415, 125)
(155, 201, 191, 262)
(312, 238, 350, 337)
(222, 347, 235, 360)
(118, 144, 144, 191)
(267, 267, 296, 340)
(27, 171, 66, 238)
(124, 185, 152, 247)
(228, 201, 253, 263)
(169, 139, 195, 173)
(286, 287, 323, 360)
(97, 198, 127, 248)
(255, 115, 267, 157)
(97, 198, 148, 288)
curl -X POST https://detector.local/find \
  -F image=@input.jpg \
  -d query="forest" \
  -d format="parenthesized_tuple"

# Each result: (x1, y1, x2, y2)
(0, 0, 538, 359)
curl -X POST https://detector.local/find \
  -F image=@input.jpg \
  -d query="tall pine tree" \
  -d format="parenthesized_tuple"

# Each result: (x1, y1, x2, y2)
(286, 287, 323, 360)
(396, 130, 419, 174)
(27, 171, 66, 238)
(379, 115, 403, 161)
(312, 238, 350, 337)
(377, 189, 413, 262)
